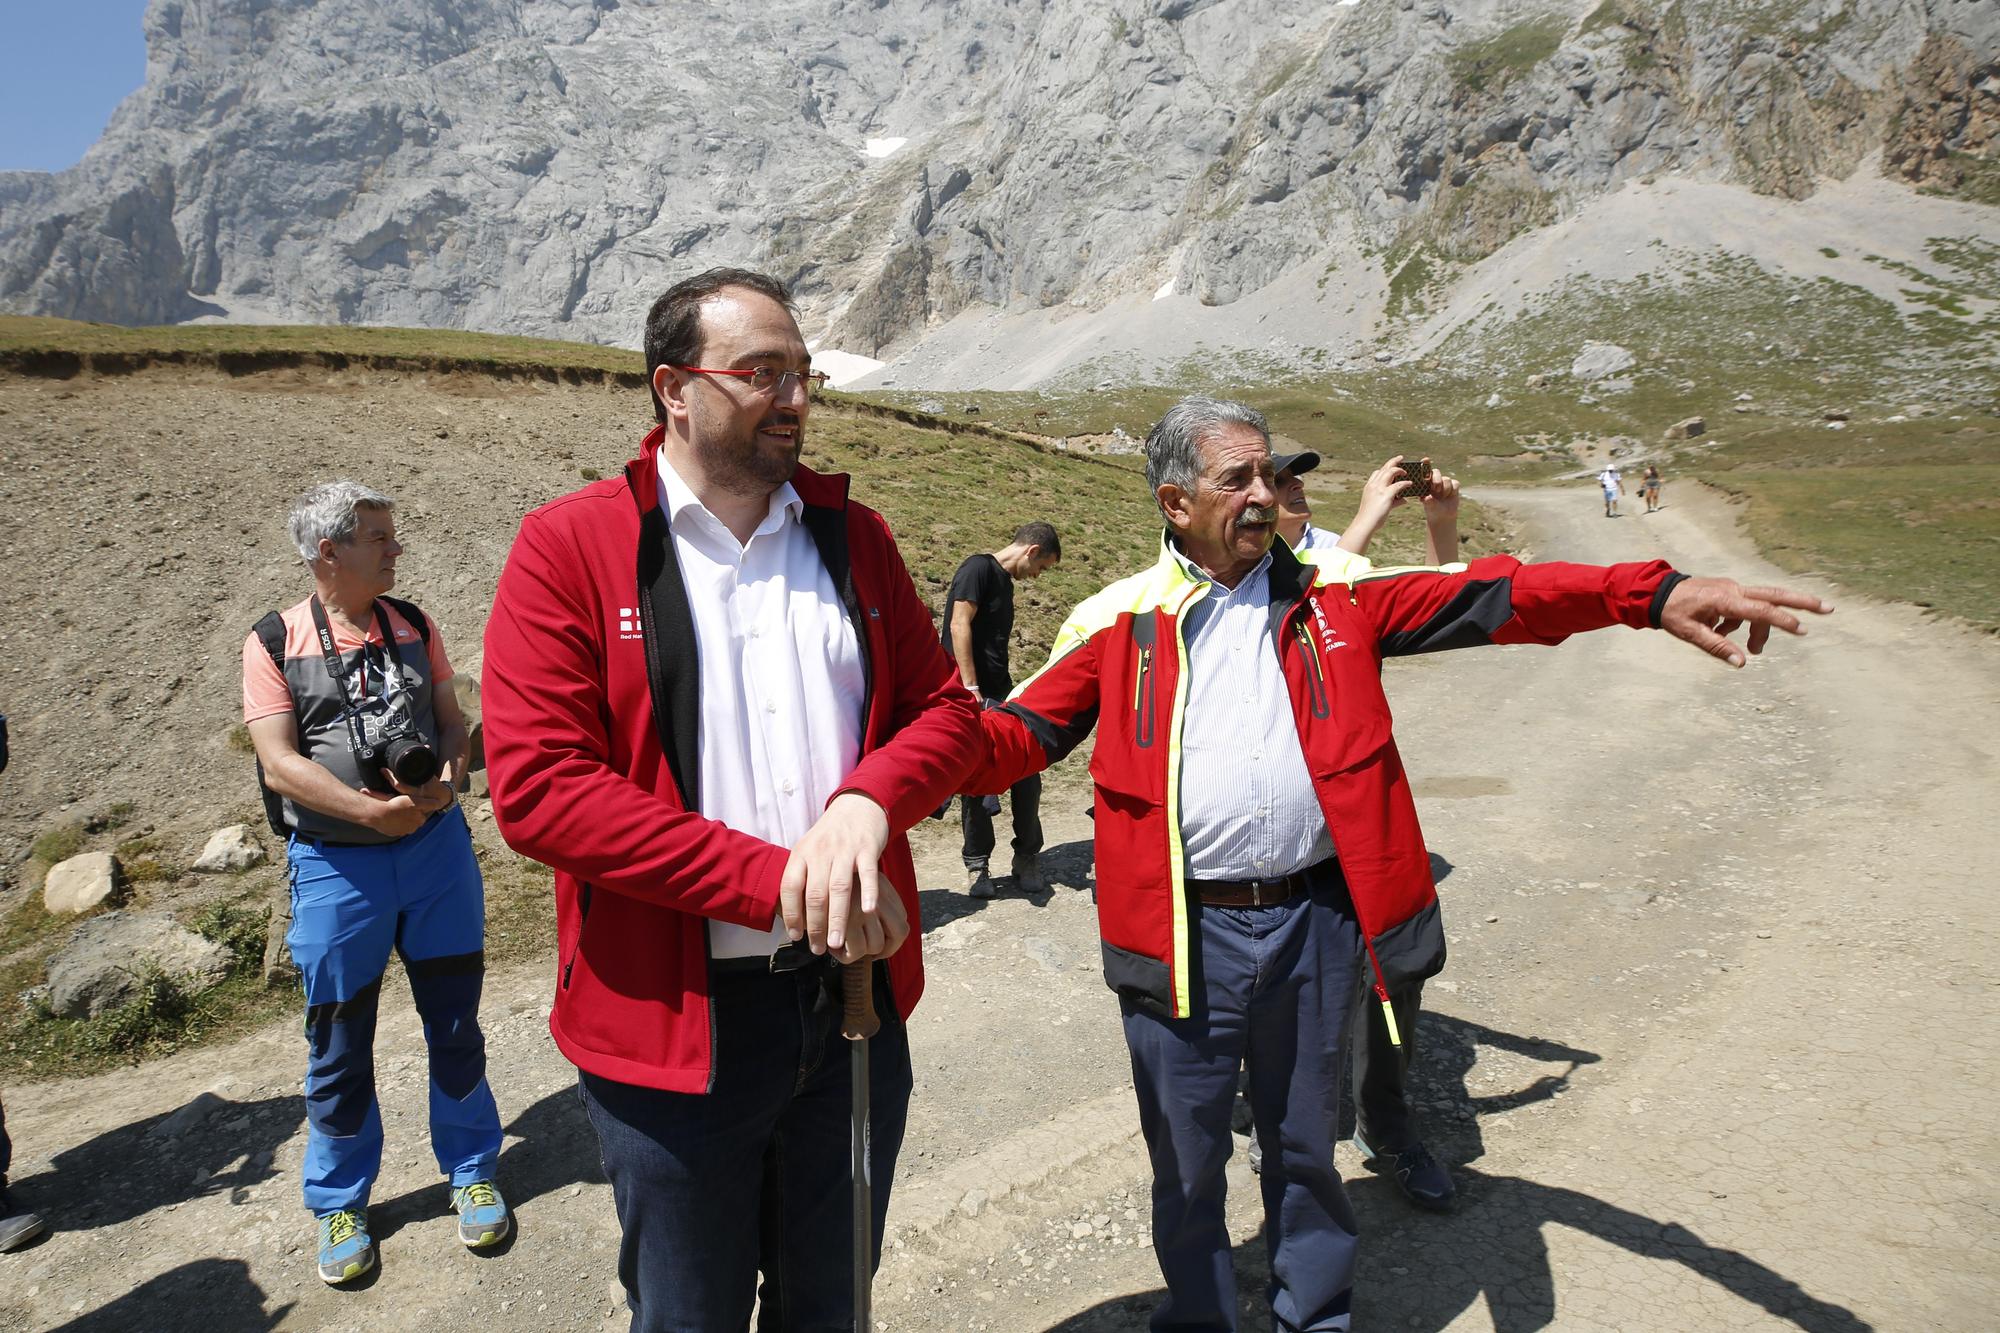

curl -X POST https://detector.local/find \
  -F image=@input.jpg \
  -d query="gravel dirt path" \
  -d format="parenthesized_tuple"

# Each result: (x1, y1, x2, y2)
(3, 481, 1994, 1332)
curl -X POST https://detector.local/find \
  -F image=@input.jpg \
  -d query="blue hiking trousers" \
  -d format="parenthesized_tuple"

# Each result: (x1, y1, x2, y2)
(286, 806, 502, 1215)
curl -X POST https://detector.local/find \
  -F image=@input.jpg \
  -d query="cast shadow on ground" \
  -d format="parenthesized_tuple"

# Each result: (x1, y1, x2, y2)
(45, 1257, 294, 1333)
(10, 1093, 304, 1233)
(919, 836, 1095, 932)
(1069, 1010, 1867, 1333)
(370, 1080, 601, 1244)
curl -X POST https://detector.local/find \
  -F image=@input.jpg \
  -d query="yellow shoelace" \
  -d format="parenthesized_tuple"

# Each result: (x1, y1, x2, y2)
(324, 1209, 362, 1246)
(457, 1181, 499, 1210)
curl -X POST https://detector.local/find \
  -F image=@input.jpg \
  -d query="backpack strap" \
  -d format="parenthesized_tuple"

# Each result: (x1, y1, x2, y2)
(378, 595, 432, 646)
(251, 611, 292, 840)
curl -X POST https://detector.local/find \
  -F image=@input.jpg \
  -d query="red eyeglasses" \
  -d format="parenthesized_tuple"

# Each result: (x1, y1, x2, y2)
(672, 366, 831, 396)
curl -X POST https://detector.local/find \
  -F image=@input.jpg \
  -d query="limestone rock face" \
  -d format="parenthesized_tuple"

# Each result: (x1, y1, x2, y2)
(193, 824, 268, 873)
(0, 1, 1988, 355)
(43, 851, 124, 915)
(1571, 342, 1636, 381)
(44, 911, 232, 1019)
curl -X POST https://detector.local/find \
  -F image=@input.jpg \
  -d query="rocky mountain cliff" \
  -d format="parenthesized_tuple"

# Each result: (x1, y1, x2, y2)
(1, 0, 1993, 373)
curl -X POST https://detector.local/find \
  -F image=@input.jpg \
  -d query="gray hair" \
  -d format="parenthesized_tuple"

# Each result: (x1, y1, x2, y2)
(288, 480, 395, 565)
(1144, 396, 1271, 518)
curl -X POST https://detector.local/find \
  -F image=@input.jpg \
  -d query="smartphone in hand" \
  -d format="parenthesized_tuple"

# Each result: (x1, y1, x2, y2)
(1401, 456, 1435, 501)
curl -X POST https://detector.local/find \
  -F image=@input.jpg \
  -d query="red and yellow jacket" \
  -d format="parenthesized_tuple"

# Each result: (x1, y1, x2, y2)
(482, 436, 980, 1092)
(967, 534, 1685, 1023)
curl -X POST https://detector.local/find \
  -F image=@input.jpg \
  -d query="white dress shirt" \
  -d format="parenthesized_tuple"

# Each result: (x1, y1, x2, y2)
(1170, 545, 1335, 882)
(1297, 522, 1343, 553)
(658, 452, 865, 958)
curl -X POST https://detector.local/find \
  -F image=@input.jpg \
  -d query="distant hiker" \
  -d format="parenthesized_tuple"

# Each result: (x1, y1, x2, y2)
(960, 394, 1830, 1332)
(942, 522, 1061, 897)
(1275, 449, 1460, 568)
(242, 481, 506, 1284)
(1599, 464, 1623, 517)
(0, 715, 48, 1255)
(1268, 450, 1462, 1213)
(1643, 463, 1663, 513)
(481, 268, 978, 1332)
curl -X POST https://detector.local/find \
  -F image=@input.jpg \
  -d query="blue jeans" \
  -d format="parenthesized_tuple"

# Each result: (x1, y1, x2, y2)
(579, 961, 913, 1333)
(286, 806, 502, 1215)
(1122, 867, 1363, 1332)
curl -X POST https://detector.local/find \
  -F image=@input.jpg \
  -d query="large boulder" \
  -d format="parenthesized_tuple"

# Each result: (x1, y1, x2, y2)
(44, 911, 232, 1019)
(43, 851, 124, 915)
(1570, 342, 1635, 381)
(193, 824, 267, 873)
(1664, 416, 1707, 441)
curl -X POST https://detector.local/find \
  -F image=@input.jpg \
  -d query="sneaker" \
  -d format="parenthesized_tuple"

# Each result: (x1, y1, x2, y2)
(0, 1188, 46, 1252)
(316, 1208, 376, 1284)
(1353, 1131, 1456, 1213)
(966, 865, 995, 899)
(1010, 853, 1045, 894)
(453, 1179, 511, 1248)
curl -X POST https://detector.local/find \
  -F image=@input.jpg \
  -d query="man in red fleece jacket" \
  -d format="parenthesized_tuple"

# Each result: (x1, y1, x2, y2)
(481, 268, 979, 1331)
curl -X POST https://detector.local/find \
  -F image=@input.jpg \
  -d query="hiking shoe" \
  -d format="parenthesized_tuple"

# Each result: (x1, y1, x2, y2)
(453, 1179, 511, 1248)
(1010, 853, 1045, 893)
(1354, 1132, 1455, 1213)
(967, 865, 996, 899)
(0, 1188, 46, 1252)
(316, 1208, 376, 1284)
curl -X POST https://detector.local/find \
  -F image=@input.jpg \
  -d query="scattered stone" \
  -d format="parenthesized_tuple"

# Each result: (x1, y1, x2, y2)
(1663, 416, 1706, 441)
(45, 911, 232, 1019)
(1821, 407, 1849, 422)
(1485, 391, 1503, 409)
(1374, 350, 1394, 363)
(1570, 342, 1634, 381)
(1595, 377, 1633, 395)
(1525, 373, 1548, 389)
(1021, 937, 1068, 973)
(193, 824, 267, 873)
(1734, 392, 1754, 402)
(148, 1091, 230, 1141)
(1577, 394, 1598, 405)
(43, 851, 124, 914)
(958, 1188, 989, 1218)
(466, 768, 491, 799)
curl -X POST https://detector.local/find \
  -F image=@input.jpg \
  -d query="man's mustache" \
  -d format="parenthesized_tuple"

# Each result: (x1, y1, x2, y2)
(1237, 505, 1277, 526)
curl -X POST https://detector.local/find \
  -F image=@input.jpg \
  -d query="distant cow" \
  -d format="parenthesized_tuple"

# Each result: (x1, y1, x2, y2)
(1310, 410, 1326, 419)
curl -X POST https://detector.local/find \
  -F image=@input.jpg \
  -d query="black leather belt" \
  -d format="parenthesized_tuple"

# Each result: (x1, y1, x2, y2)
(1189, 860, 1332, 908)
(710, 941, 828, 977)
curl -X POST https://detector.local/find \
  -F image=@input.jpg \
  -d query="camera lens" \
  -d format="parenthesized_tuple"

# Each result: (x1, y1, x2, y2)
(384, 736, 439, 788)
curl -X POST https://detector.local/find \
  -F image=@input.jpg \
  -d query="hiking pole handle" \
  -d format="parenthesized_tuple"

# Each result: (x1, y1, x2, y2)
(845, 961, 876, 1332)
(842, 958, 880, 1041)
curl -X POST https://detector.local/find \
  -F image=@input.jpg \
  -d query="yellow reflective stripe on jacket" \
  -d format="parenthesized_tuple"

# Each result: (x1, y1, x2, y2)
(1160, 576, 1210, 1016)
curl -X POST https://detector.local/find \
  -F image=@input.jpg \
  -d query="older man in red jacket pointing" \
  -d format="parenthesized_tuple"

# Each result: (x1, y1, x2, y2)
(482, 268, 979, 1331)
(963, 395, 1830, 1333)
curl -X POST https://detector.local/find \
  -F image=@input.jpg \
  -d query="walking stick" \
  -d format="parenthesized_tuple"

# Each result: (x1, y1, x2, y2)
(842, 960, 881, 1332)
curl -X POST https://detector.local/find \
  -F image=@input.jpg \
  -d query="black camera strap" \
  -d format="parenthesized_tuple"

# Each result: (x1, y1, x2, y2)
(308, 594, 409, 763)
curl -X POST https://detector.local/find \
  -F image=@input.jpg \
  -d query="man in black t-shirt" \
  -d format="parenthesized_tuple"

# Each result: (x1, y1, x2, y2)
(941, 521, 1061, 897)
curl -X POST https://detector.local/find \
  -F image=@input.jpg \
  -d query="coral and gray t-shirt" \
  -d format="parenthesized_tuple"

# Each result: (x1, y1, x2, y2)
(242, 598, 453, 843)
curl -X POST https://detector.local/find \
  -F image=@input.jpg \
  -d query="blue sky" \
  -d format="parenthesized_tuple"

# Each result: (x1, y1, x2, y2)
(0, 1, 153, 173)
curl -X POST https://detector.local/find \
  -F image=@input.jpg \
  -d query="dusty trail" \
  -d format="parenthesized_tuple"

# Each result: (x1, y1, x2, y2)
(3, 484, 1995, 1332)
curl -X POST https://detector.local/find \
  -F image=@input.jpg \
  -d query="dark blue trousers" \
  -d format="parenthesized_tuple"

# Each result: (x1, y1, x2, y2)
(580, 961, 913, 1333)
(1122, 870, 1363, 1332)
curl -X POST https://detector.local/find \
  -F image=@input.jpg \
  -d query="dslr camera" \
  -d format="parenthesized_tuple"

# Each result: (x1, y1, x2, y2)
(356, 727, 440, 793)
